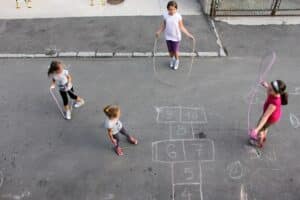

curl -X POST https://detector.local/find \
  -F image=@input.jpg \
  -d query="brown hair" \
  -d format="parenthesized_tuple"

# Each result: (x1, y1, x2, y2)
(275, 80, 288, 106)
(167, 1, 178, 9)
(103, 105, 120, 119)
(48, 60, 62, 77)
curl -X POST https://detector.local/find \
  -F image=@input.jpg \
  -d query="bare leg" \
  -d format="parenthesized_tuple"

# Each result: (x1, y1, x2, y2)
(174, 52, 179, 60)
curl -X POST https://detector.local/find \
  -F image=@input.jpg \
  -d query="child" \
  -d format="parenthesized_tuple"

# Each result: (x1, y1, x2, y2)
(155, 1, 194, 70)
(103, 105, 138, 156)
(249, 80, 288, 148)
(48, 60, 85, 120)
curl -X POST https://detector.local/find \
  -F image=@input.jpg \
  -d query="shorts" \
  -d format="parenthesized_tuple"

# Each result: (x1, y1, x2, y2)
(166, 40, 180, 53)
(59, 87, 78, 106)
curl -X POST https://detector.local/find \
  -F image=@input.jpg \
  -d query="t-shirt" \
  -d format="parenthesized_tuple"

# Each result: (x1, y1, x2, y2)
(104, 117, 123, 135)
(52, 69, 72, 91)
(263, 95, 282, 124)
(163, 12, 182, 42)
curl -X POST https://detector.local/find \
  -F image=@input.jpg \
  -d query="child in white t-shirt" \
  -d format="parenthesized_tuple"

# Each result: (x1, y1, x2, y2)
(48, 60, 85, 120)
(103, 105, 138, 156)
(156, 1, 194, 70)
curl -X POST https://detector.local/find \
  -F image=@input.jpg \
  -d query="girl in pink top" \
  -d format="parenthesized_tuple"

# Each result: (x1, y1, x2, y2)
(249, 80, 288, 148)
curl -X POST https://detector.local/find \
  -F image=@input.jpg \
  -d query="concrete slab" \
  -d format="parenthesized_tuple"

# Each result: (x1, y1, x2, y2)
(0, 16, 220, 54)
(0, 56, 299, 199)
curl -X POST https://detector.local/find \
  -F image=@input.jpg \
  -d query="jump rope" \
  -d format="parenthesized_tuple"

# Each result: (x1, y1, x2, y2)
(153, 36, 196, 87)
(247, 51, 276, 136)
(50, 87, 76, 118)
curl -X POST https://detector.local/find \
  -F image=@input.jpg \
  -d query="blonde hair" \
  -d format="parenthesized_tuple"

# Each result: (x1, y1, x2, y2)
(103, 105, 120, 119)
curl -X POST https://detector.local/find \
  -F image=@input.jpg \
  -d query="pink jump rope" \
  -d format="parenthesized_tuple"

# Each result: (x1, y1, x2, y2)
(247, 51, 276, 140)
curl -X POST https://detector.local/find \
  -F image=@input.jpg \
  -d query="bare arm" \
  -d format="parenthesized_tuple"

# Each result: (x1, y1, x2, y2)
(261, 81, 269, 88)
(255, 104, 276, 132)
(67, 74, 72, 85)
(179, 20, 194, 39)
(107, 129, 116, 145)
(156, 21, 166, 37)
(50, 79, 55, 89)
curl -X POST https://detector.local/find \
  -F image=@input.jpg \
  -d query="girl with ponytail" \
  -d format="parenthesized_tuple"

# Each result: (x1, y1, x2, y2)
(103, 105, 138, 156)
(249, 80, 288, 148)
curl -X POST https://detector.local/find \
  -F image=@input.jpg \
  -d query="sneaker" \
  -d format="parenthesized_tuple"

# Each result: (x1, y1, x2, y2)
(115, 147, 124, 156)
(128, 136, 138, 145)
(65, 110, 71, 120)
(174, 59, 179, 70)
(169, 57, 175, 69)
(74, 99, 85, 108)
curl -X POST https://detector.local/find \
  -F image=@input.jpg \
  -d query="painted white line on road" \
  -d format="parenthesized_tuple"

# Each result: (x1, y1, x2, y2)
(210, 19, 227, 57)
(0, 51, 223, 58)
(77, 51, 96, 57)
(215, 16, 300, 25)
(58, 52, 77, 57)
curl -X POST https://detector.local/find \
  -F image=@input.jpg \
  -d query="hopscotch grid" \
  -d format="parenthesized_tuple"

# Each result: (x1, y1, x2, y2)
(179, 106, 182, 123)
(169, 123, 173, 139)
(180, 106, 208, 124)
(199, 161, 203, 200)
(152, 138, 214, 144)
(171, 163, 175, 200)
(182, 140, 187, 161)
(174, 182, 201, 186)
(155, 106, 208, 124)
(154, 159, 215, 164)
(153, 106, 213, 200)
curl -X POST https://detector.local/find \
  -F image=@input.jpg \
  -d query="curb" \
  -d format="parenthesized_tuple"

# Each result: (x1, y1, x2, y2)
(0, 51, 226, 59)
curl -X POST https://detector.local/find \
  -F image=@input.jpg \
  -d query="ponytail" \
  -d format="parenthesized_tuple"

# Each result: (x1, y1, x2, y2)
(103, 105, 111, 115)
(103, 105, 120, 118)
(276, 80, 288, 106)
(281, 92, 288, 105)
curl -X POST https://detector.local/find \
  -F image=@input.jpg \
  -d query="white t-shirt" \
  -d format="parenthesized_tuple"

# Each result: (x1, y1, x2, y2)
(52, 69, 72, 91)
(163, 12, 182, 42)
(104, 118, 123, 135)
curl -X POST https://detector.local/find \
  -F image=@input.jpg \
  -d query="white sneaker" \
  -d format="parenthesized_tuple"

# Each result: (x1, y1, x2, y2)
(65, 110, 71, 120)
(174, 60, 179, 70)
(74, 99, 85, 108)
(169, 57, 175, 69)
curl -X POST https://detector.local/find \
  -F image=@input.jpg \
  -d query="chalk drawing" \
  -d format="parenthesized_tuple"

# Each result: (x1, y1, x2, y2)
(171, 124, 194, 139)
(167, 144, 178, 160)
(103, 193, 115, 200)
(289, 113, 300, 129)
(155, 106, 207, 124)
(290, 87, 300, 95)
(240, 184, 248, 200)
(174, 184, 201, 200)
(152, 139, 215, 163)
(0, 170, 3, 189)
(152, 106, 210, 200)
(226, 161, 245, 180)
(174, 162, 201, 184)
(1, 191, 31, 200)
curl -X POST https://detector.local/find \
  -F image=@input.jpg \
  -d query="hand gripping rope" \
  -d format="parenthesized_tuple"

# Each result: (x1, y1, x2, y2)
(247, 51, 276, 136)
(153, 36, 196, 87)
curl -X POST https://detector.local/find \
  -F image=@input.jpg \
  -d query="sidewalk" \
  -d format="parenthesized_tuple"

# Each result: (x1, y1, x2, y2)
(0, 15, 221, 54)
(0, 0, 201, 19)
